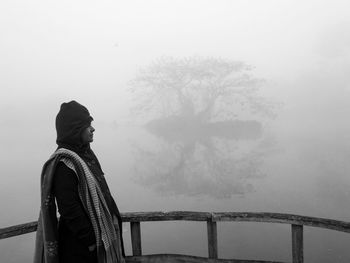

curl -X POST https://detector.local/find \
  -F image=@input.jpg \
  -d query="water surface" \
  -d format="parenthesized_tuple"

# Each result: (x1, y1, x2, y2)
(1, 118, 350, 263)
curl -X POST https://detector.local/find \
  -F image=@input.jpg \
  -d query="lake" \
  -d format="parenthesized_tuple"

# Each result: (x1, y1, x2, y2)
(1, 117, 350, 263)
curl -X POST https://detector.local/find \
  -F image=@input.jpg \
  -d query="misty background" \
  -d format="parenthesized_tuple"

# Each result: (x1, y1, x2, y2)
(1, 0, 350, 262)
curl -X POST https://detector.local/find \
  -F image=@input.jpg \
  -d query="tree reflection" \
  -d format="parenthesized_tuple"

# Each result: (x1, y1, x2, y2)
(131, 122, 277, 198)
(129, 56, 279, 198)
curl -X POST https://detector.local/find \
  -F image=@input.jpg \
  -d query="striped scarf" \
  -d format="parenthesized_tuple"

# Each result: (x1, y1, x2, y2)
(34, 148, 125, 263)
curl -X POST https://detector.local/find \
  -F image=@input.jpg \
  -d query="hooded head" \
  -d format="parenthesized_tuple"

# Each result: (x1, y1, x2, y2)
(56, 100, 93, 152)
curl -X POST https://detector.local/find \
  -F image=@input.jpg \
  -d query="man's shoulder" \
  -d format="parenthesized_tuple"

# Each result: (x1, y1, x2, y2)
(53, 161, 79, 186)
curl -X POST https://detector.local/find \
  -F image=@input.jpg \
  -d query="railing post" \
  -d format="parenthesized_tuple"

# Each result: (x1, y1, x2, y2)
(207, 219, 218, 259)
(292, 224, 303, 263)
(130, 221, 142, 256)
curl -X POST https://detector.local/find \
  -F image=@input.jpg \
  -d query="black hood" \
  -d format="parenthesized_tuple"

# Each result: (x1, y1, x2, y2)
(56, 100, 93, 153)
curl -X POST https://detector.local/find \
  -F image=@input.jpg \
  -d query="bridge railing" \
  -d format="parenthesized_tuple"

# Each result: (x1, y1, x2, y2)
(2, 211, 350, 263)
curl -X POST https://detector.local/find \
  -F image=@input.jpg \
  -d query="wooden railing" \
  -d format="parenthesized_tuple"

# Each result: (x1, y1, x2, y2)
(2, 211, 350, 263)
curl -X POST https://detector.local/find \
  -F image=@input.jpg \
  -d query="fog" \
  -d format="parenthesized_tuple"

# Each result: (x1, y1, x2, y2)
(1, 0, 350, 262)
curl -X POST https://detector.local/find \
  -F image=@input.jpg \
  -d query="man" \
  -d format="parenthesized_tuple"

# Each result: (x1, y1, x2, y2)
(34, 101, 125, 263)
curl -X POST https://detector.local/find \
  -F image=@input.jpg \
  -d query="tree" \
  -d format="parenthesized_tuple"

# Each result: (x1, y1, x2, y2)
(130, 56, 277, 123)
(128, 56, 279, 198)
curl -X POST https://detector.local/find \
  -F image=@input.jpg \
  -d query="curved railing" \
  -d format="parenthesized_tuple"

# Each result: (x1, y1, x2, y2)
(2, 211, 350, 263)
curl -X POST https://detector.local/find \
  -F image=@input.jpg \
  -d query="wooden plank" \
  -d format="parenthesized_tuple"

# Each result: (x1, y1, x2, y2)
(122, 211, 211, 222)
(211, 212, 350, 233)
(2, 211, 350, 241)
(121, 211, 350, 234)
(0, 221, 37, 240)
(125, 254, 287, 263)
(207, 220, 218, 259)
(131, 221, 142, 256)
(291, 225, 303, 263)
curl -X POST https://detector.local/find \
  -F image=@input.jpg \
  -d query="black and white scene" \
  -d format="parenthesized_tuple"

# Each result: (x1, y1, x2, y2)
(1, 1, 350, 263)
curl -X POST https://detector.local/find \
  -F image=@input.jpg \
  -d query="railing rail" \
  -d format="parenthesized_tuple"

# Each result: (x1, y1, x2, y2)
(2, 211, 350, 263)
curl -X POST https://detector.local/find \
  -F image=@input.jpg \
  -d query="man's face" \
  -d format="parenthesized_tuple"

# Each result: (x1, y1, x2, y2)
(81, 125, 95, 144)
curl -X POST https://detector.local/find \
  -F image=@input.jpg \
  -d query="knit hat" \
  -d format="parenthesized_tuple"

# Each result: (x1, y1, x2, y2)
(56, 100, 93, 150)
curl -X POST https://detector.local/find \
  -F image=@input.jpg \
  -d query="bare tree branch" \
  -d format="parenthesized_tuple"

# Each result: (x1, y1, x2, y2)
(129, 56, 277, 122)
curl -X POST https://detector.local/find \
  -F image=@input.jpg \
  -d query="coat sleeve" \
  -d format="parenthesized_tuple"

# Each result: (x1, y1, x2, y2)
(53, 161, 96, 247)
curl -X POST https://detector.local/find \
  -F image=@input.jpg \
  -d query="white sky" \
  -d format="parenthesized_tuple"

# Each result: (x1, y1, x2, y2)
(0, 0, 349, 124)
(1, 3, 350, 261)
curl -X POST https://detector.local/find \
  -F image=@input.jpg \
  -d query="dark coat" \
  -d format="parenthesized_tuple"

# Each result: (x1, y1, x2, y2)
(53, 162, 97, 263)
(52, 101, 125, 263)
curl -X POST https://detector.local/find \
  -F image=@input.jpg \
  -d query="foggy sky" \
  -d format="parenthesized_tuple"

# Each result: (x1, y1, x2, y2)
(0, 0, 349, 128)
(1, 2, 350, 261)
